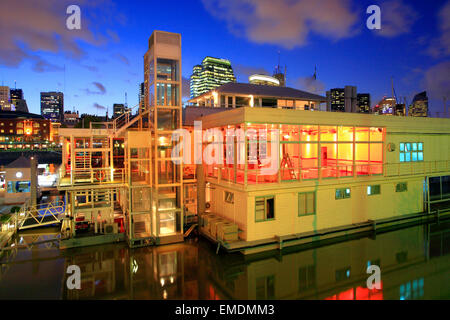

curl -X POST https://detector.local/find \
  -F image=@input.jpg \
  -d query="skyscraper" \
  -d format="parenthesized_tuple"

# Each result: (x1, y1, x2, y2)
(10, 88, 29, 113)
(409, 91, 428, 117)
(327, 88, 345, 112)
(139, 82, 145, 113)
(0, 86, 9, 107)
(189, 57, 236, 98)
(326, 86, 358, 112)
(357, 93, 371, 113)
(40, 92, 64, 122)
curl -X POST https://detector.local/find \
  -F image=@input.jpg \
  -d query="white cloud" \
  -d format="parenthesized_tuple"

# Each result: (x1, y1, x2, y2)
(202, 0, 359, 49)
(427, 0, 450, 58)
(372, 0, 418, 38)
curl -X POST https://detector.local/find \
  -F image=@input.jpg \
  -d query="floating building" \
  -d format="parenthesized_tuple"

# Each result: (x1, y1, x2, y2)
(50, 30, 450, 255)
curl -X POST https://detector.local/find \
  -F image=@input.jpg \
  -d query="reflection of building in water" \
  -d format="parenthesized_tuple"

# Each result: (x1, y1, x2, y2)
(62, 222, 450, 300)
(203, 223, 450, 300)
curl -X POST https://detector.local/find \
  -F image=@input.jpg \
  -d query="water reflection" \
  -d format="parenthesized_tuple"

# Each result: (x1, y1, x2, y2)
(1, 222, 449, 300)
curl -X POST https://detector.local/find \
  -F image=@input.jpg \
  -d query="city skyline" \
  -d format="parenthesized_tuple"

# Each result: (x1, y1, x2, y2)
(0, 0, 449, 116)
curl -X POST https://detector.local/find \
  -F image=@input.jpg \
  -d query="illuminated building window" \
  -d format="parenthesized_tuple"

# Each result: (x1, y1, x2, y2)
(16, 123, 23, 128)
(255, 196, 275, 222)
(367, 185, 381, 196)
(298, 192, 315, 216)
(395, 182, 408, 193)
(335, 188, 351, 200)
(7, 181, 31, 193)
(224, 191, 234, 204)
(400, 142, 423, 162)
(17, 129, 23, 135)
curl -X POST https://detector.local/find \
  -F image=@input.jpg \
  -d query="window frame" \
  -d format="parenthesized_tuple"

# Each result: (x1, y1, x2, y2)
(224, 191, 234, 204)
(396, 182, 408, 192)
(367, 184, 381, 196)
(298, 191, 316, 216)
(335, 187, 351, 200)
(255, 195, 275, 222)
(400, 142, 423, 163)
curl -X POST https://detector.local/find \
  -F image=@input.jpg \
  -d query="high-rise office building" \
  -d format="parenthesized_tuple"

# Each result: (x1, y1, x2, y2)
(139, 82, 145, 113)
(10, 88, 23, 101)
(0, 86, 9, 106)
(10, 88, 29, 113)
(327, 88, 345, 112)
(40, 92, 64, 122)
(357, 93, 371, 113)
(409, 91, 428, 117)
(189, 57, 236, 98)
(190, 65, 202, 98)
(326, 86, 358, 112)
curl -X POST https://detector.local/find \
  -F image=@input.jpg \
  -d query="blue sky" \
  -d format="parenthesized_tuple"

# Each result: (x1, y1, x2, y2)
(0, 0, 449, 116)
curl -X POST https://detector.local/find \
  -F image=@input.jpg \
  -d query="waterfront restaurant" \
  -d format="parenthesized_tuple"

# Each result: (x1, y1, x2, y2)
(198, 107, 450, 253)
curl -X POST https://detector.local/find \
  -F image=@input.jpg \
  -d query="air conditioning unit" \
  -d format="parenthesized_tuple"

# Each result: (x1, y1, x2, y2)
(104, 223, 118, 234)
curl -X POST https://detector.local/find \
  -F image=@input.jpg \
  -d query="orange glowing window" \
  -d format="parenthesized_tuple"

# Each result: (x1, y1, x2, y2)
(338, 126, 354, 141)
(281, 125, 299, 142)
(300, 125, 318, 141)
(355, 127, 369, 141)
(370, 127, 384, 141)
(355, 143, 369, 162)
(320, 126, 337, 142)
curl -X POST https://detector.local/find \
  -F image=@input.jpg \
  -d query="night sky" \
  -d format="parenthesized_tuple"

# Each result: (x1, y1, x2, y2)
(0, 0, 449, 116)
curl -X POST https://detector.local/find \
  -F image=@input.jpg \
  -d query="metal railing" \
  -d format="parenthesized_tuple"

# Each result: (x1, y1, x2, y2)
(205, 160, 450, 185)
(58, 166, 125, 187)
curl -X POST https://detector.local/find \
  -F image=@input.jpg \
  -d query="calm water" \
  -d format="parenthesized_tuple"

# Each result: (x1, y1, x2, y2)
(0, 221, 449, 300)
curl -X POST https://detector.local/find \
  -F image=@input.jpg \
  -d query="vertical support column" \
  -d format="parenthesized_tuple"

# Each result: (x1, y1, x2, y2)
(30, 157, 37, 207)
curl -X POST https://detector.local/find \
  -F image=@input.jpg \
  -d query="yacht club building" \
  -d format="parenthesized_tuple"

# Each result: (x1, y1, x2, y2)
(51, 30, 450, 254)
(198, 107, 450, 253)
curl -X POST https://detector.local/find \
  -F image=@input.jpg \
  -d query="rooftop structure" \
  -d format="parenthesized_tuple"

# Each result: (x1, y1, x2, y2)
(188, 82, 326, 110)
(249, 74, 280, 86)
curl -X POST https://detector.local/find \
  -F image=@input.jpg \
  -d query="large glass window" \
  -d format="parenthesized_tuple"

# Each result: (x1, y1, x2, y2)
(156, 58, 178, 81)
(7, 181, 31, 193)
(400, 142, 423, 162)
(156, 83, 179, 106)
